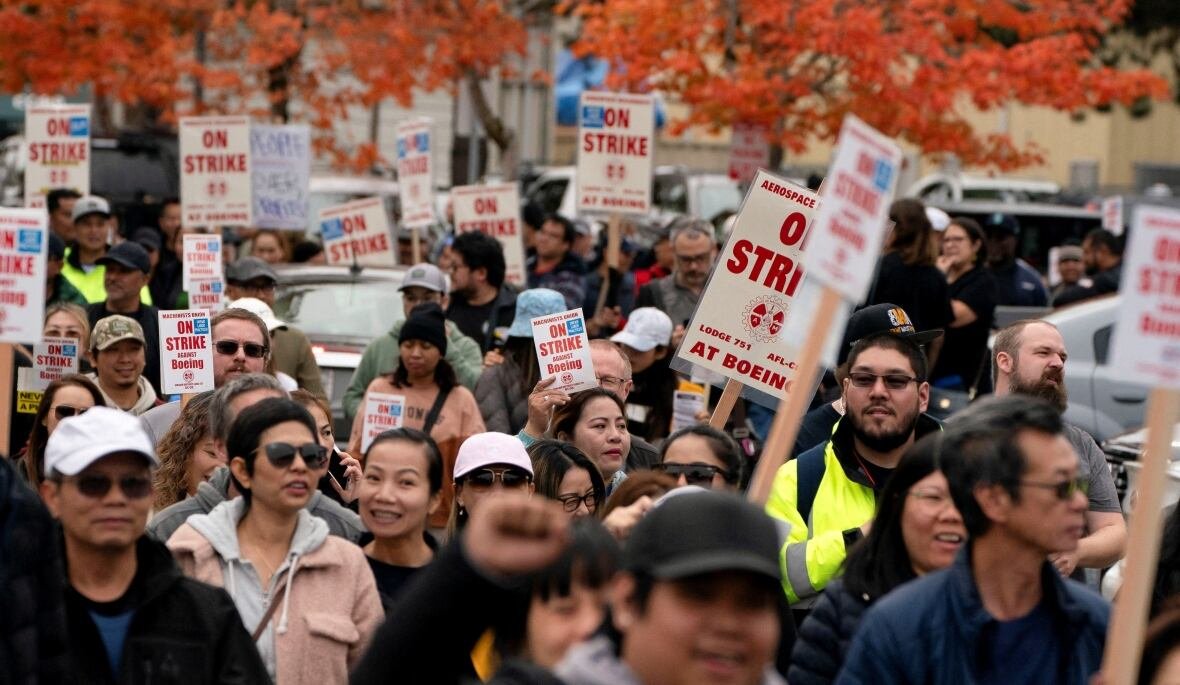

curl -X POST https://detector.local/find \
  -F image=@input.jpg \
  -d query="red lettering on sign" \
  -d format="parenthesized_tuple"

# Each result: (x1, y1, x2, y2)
(581, 133, 649, 156)
(202, 130, 229, 148)
(474, 197, 498, 214)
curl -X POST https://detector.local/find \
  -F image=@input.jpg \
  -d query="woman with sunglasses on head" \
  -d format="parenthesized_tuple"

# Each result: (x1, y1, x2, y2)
(656, 424, 744, 491)
(167, 397, 382, 684)
(549, 388, 631, 497)
(358, 428, 443, 611)
(789, 434, 965, 685)
(152, 391, 220, 512)
(528, 440, 606, 519)
(16, 373, 105, 488)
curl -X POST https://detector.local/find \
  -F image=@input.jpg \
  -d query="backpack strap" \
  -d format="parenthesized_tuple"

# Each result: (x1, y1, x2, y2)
(795, 445, 826, 526)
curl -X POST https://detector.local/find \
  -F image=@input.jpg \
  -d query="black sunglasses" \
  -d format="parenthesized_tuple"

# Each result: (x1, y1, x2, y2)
(847, 372, 920, 391)
(70, 474, 152, 500)
(655, 462, 730, 486)
(1019, 477, 1089, 501)
(53, 405, 90, 421)
(256, 442, 329, 470)
(465, 467, 532, 489)
(214, 340, 269, 359)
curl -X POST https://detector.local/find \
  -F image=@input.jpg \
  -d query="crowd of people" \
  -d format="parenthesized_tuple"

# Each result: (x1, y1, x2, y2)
(7, 184, 1178, 685)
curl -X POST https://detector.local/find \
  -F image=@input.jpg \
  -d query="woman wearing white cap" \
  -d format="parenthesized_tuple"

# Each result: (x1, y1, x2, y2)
(446, 431, 535, 537)
(610, 307, 676, 442)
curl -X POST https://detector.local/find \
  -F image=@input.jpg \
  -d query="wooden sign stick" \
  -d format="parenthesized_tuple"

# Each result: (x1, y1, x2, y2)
(411, 228, 423, 265)
(709, 379, 743, 429)
(1101, 387, 1180, 684)
(0, 342, 12, 455)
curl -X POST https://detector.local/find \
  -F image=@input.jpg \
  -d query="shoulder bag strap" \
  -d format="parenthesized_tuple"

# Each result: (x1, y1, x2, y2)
(421, 387, 452, 435)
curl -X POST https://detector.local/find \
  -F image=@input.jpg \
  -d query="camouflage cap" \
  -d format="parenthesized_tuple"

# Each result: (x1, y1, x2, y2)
(91, 315, 146, 352)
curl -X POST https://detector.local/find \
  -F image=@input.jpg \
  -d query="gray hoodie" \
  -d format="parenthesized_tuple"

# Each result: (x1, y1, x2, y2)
(556, 636, 786, 685)
(185, 497, 329, 682)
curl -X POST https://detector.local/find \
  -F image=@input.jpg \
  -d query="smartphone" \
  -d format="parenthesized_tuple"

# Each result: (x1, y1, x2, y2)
(326, 447, 348, 490)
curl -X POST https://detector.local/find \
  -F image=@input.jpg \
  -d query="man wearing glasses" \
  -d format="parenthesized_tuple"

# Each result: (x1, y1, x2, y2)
(635, 219, 718, 348)
(39, 406, 269, 683)
(839, 396, 1107, 684)
(991, 319, 1125, 583)
(766, 332, 937, 608)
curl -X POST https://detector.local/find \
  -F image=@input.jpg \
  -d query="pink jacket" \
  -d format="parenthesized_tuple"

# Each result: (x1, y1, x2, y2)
(167, 501, 382, 684)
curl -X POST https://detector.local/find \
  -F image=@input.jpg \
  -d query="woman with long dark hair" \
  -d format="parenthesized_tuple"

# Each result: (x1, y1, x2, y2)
(789, 433, 966, 685)
(17, 374, 104, 487)
(528, 440, 606, 519)
(931, 216, 999, 392)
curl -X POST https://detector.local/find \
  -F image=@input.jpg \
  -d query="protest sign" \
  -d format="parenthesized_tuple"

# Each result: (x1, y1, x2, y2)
(182, 233, 223, 291)
(802, 115, 903, 303)
(1103, 195, 1124, 236)
(189, 279, 225, 313)
(319, 197, 396, 268)
(16, 336, 80, 412)
(677, 170, 819, 403)
(158, 310, 214, 394)
(361, 391, 406, 453)
(671, 380, 708, 433)
(180, 116, 252, 228)
(24, 104, 90, 208)
(576, 91, 654, 215)
(727, 123, 770, 186)
(531, 308, 597, 393)
(251, 124, 310, 230)
(452, 183, 527, 285)
(0, 208, 48, 344)
(396, 119, 435, 229)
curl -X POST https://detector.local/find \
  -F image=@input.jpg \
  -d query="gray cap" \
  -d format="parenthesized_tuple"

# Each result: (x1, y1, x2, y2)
(72, 195, 111, 223)
(227, 256, 277, 284)
(398, 263, 447, 294)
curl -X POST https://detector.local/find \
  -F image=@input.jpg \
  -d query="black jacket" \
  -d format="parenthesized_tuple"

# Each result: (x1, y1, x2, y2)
(448, 284, 519, 353)
(62, 535, 270, 684)
(0, 457, 70, 685)
(789, 578, 870, 685)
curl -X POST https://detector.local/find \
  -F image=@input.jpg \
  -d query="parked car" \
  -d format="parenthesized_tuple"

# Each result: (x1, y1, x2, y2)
(907, 173, 1060, 204)
(271, 263, 406, 439)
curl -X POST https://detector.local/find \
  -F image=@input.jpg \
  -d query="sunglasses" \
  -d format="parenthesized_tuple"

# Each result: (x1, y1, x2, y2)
(557, 489, 599, 513)
(214, 340, 269, 359)
(53, 405, 90, 421)
(655, 462, 730, 486)
(256, 442, 330, 470)
(70, 474, 152, 499)
(848, 372, 920, 391)
(465, 467, 532, 490)
(1019, 477, 1090, 501)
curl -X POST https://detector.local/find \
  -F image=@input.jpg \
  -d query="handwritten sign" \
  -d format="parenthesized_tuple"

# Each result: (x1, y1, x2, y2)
(0, 208, 48, 344)
(452, 183, 527, 285)
(728, 123, 770, 185)
(158, 310, 214, 394)
(396, 119, 434, 229)
(362, 391, 406, 453)
(531, 308, 597, 393)
(803, 115, 902, 303)
(24, 104, 90, 208)
(189, 278, 225, 313)
(1111, 206, 1180, 387)
(182, 233, 223, 291)
(180, 116, 252, 229)
(320, 196, 396, 268)
(576, 91, 654, 215)
(251, 124, 310, 230)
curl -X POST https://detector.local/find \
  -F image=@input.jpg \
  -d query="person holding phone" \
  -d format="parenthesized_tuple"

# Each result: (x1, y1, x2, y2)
(291, 389, 361, 508)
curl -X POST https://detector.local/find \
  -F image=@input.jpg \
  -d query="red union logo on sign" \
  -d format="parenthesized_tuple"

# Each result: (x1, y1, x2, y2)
(742, 296, 789, 343)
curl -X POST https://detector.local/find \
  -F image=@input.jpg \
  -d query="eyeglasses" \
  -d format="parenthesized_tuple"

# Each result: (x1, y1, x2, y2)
(597, 375, 632, 392)
(70, 474, 152, 499)
(1019, 477, 1089, 501)
(214, 340, 269, 358)
(53, 405, 90, 421)
(465, 467, 532, 490)
(256, 442, 330, 470)
(557, 489, 599, 513)
(848, 372, 920, 391)
(674, 252, 712, 266)
(908, 489, 953, 509)
(655, 462, 729, 486)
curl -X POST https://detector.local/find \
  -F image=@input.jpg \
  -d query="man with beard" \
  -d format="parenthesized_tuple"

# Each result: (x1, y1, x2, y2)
(767, 332, 937, 607)
(1053, 228, 1124, 307)
(444, 231, 517, 352)
(636, 219, 718, 348)
(992, 319, 1125, 581)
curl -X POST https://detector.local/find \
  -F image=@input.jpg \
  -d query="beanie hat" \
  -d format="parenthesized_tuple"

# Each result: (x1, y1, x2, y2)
(399, 302, 448, 354)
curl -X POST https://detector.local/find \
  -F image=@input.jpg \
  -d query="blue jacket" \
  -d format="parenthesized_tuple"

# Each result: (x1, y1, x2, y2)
(790, 578, 870, 685)
(836, 546, 1109, 685)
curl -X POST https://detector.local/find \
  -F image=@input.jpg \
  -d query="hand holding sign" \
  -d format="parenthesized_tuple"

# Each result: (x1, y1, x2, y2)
(531, 309, 597, 394)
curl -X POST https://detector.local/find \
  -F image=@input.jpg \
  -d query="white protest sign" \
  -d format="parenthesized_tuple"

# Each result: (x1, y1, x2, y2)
(180, 116, 252, 229)
(671, 381, 708, 433)
(1111, 206, 1180, 388)
(452, 183, 527, 286)
(362, 391, 406, 453)
(1103, 196, 1124, 236)
(676, 170, 819, 400)
(803, 115, 903, 303)
(189, 279, 225, 313)
(158, 310, 214, 394)
(396, 119, 435, 229)
(319, 197, 396, 267)
(531, 308, 597, 393)
(24, 104, 90, 208)
(251, 124, 310, 230)
(0, 208, 48, 344)
(182, 233, 223, 291)
(728, 123, 770, 185)
(22, 337, 79, 392)
(576, 91, 654, 215)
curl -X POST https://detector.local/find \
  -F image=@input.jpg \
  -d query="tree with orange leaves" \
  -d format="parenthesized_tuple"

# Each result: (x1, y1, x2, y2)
(570, 0, 1170, 169)
(0, 0, 541, 171)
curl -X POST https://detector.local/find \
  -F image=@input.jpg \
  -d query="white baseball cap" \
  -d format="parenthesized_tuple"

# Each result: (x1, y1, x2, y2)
(229, 297, 285, 332)
(44, 406, 158, 477)
(926, 206, 951, 232)
(611, 307, 673, 352)
(453, 432, 534, 481)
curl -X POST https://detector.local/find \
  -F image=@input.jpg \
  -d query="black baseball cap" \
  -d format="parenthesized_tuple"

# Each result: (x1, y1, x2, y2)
(839, 303, 943, 365)
(227, 257, 277, 284)
(96, 241, 151, 274)
(624, 490, 780, 583)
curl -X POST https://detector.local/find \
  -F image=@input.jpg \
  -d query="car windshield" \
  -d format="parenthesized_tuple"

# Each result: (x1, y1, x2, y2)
(273, 281, 403, 340)
(696, 182, 743, 222)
